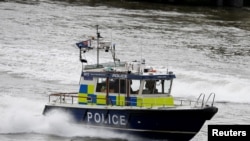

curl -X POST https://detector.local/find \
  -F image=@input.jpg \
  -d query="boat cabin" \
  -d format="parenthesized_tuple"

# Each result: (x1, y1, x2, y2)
(78, 62, 176, 107)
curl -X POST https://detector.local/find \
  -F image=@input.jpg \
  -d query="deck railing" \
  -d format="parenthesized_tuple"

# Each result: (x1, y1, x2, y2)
(173, 93, 216, 108)
(48, 92, 215, 108)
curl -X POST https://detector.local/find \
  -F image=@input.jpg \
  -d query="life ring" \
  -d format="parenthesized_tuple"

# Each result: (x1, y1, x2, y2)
(149, 69, 156, 72)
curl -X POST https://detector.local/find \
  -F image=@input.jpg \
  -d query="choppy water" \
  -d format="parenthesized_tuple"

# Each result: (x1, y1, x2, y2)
(0, 0, 250, 141)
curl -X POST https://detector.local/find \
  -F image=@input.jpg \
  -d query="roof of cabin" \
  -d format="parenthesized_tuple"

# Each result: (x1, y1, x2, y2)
(82, 70, 176, 80)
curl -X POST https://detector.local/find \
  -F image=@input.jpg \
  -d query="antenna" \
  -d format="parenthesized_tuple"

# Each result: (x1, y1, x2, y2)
(110, 29, 117, 67)
(139, 39, 145, 74)
(166, 44, 169, 74)
(96, 25, 100, 67)
(140, 41, 142, 63)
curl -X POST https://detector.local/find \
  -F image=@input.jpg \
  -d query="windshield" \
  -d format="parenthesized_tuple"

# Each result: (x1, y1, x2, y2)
(142, 80, 172, 95)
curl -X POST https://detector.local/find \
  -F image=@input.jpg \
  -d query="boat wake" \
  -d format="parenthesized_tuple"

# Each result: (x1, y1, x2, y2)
(0, 95, 138, 141)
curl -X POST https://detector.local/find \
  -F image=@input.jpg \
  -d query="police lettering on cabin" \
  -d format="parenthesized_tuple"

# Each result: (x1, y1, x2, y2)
(87, 112, 127, 126)
(111, 74, 127, 79)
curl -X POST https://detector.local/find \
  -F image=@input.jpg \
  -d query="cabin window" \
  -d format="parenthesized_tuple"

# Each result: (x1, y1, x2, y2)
(95, 78, 126, 93)
(96, 78, 107, 92)
(156, 80, 171, 94)
(142, 80, 171, 94)
(95, 78, 140, 94)
(112, 79, 139, 94)
(130, 80, 140, 94)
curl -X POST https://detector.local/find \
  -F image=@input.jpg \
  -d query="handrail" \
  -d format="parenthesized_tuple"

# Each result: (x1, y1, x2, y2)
(49, 92, 78, 103)
(50, 92, 78, 96)
(48, 93, 164, 107)
(194, 93, 205, 107)
(205, 92, 216, 107)
(48, 92, 216, 108)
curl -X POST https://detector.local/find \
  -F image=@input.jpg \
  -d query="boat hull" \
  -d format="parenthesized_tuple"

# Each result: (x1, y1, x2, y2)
(43, 105, 218, 141)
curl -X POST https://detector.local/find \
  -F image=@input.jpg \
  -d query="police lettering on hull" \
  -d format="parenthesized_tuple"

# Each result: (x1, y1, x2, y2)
(86, 112, 127, 126)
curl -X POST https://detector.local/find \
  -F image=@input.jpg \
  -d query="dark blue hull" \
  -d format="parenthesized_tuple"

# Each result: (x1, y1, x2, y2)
(43, 105, 218, 141)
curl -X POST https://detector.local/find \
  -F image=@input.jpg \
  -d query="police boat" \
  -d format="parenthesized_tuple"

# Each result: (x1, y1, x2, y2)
(43, 25, 218, 141)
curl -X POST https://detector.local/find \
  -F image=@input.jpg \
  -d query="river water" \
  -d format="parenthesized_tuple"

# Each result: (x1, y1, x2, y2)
(0, 0, 250, 141)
